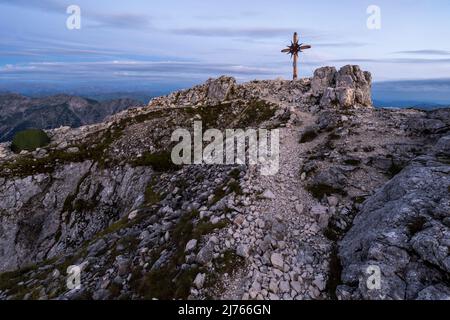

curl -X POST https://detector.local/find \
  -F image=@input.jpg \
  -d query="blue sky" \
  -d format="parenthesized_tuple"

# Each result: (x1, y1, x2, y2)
(1, 0, 450, 96)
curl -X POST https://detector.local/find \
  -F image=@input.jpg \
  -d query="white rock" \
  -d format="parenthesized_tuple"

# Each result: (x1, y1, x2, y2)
(310, 204, 328, 216)
(236, 244, 250, 259)
(52, 269, 60, 278)
(269, 280, 279, 293)
(313, 276, 327, 291)
(280, 280, 290, 293)
(209, 236, 219, 244)
(256, 218, 265, 229)
(128, 210, 139, 220)
(270, 253, 284, 270)
(185, 239, 198, 253)
(310, 205, 330, 228)
(261, 189, 276, 200)
(327, 196, 339, 207)
(66, 147, 79, 154)
(309, 285, 321, 299)
(269, 293, 280, 300)
(295, 203, 304, 214)
(290, 281, 302, 293)
(193, 273, 205, 289)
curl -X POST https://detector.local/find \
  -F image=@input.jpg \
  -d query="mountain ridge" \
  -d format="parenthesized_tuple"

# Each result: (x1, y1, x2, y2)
(0, 65, 448, 300)
(0, 93, 144, 142)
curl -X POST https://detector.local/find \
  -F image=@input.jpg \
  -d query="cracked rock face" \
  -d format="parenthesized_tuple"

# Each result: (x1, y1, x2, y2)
(0, 162, 152, 272)
(338, 135, 450, 300)
(313, 65, 372, 109)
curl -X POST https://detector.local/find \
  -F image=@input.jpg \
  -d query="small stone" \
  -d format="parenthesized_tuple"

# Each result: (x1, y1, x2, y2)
(280, 280, 290, 293)
(233, 214, 245, 226)
(270, 253, 284, 270)
(309, 285, 321, 299)
(269, 280, 279, 294)
(236, 244, 250, 259)
(310, 204, 328, 216)
(251, 281, 262, 291)
(256, 218, 266, 229)
(209, 236, 219, 244)
(310, 205, 330, 228)
(101, 279, 111, 290)
(185, 239, 198, 253)
(211, 217, 221, 225)
(196, 241, 215, 265)
(327, 196, 339, 207)
(269, 293, 280, 300)
(313, 276, 326, 291)
(290, 281, 302, 293)
(295, 203, 304, 214)
(117, 258, 130, 276)
(66, 147, 80, 154)
(52, 269, 60, 278)
(261, 189, 276, 200)
(193, 273, 205, 289)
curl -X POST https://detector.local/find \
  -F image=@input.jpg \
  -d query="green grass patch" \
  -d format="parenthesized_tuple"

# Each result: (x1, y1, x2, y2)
(135, 210, 230, 300)
(11, 129, 50, 153)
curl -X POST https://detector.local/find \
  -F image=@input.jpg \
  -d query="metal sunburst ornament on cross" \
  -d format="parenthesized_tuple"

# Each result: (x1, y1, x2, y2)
(281, 32, 311, 81)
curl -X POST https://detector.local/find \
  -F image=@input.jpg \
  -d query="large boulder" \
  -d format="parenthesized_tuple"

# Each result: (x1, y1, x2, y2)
(206, 76, 236, 104)
(316, 65, 372, 109)
(337, 138, 450, 300)
(311, 67, 337, 96)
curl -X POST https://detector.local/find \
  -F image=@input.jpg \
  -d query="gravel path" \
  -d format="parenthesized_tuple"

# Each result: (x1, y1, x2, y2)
(219, 109, 334, 300)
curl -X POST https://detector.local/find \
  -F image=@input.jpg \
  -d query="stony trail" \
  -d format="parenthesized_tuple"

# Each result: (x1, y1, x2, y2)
(219, 110, 334, 300)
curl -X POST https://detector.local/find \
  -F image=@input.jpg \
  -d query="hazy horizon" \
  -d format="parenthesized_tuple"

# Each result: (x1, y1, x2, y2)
(1, 0, 450, 104)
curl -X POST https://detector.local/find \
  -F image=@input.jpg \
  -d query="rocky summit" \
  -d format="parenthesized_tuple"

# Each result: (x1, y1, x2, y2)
(0, 65, 448, 300)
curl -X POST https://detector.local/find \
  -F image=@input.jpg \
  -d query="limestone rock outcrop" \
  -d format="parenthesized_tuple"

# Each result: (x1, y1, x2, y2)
(337, 135, 450, 300)
(149, 65, 373, 110)
(313, 65, 372, 108)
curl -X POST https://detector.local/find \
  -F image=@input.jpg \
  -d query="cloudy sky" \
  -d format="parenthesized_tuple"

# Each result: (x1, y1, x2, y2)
(1, 0, 450, 96)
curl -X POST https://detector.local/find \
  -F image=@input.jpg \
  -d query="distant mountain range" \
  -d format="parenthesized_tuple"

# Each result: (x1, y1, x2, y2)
(0, 93, 144, 142)
(373, 99, 449, 110)
(372, 78, 450, 109)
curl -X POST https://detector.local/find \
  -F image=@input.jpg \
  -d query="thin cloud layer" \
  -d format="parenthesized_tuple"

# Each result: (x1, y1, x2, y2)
(1, 0, 450, 93)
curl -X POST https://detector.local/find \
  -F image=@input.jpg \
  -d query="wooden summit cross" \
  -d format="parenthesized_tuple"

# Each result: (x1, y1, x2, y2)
(281, 32, 311, 80)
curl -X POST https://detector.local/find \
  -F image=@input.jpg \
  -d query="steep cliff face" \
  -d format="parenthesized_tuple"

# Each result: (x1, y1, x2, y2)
(0, 162, 153, 272)
(0, 65, 448, 301)
(338, 135, 450, 300)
